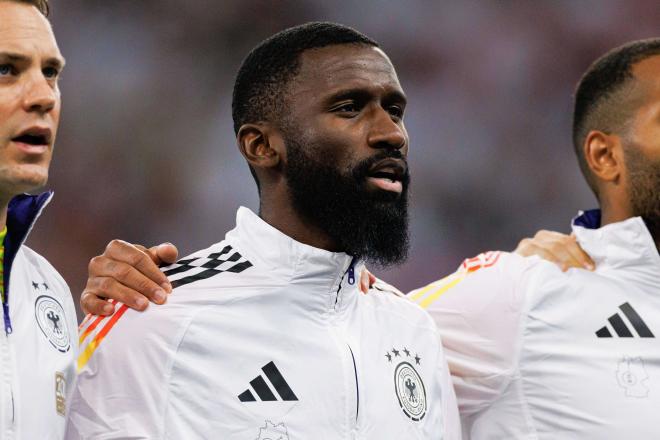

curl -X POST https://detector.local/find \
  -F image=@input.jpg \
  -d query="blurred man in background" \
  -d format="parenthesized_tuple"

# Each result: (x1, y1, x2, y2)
(413, 38, 660, 438)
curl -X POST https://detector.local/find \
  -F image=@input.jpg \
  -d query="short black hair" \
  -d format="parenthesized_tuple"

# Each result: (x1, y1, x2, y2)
(231, 22, 378, 135)
(573, 38, 660, 194)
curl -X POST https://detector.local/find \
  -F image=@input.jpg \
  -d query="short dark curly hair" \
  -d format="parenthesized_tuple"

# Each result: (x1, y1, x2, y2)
(231, 22, 378, 135)
(573, 38, 660, 194)
(7, 0, 49, 16)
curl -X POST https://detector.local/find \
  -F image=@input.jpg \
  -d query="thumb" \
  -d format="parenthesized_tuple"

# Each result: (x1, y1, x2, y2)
(156, 243, 178, 265)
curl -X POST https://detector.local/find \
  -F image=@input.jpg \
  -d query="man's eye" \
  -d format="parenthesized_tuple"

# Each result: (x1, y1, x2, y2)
(43, 66, 59, 79)
(333, 102, 358, 113)
(388, 105, 404, 119)
(0, 65, 13, 76)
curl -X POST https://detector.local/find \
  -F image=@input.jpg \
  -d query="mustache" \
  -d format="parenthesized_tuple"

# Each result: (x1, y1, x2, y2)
(351, 150, 410, 184)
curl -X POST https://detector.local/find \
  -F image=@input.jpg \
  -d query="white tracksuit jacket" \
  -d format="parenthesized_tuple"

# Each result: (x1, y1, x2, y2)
(67, 207, 461, 439)
(0, 193, 78, 440)
(412, 210, 660, 439)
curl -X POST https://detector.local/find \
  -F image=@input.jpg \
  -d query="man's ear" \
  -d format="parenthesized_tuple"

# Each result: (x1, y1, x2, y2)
(237, 123, 283, 171)
(584, 130, 624, 184)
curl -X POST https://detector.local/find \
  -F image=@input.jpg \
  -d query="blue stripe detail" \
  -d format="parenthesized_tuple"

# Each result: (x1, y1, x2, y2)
(573, 209, 601, 229)
(2, 192, 52, 334)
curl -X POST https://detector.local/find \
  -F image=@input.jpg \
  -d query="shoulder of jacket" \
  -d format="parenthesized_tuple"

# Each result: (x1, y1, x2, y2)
(370, 277, 406, 297)
(16, 245, 70, 291)
(408, 251, 540, 311)
(18, 245, 58, 271)
(163, 239, 260, 291)
(367, 277, 440, 328)
(449, 251, 540, 284)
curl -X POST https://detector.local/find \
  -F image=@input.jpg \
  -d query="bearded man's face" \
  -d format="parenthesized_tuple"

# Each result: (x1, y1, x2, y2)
(284, 133, 410, 267)
(277, 44, 412, 266)
(624, 144, 660, 241)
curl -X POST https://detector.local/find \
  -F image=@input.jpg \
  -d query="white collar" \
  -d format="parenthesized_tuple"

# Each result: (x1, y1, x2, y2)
(572, 210, 660, 286)
(226, 207, 361, 313)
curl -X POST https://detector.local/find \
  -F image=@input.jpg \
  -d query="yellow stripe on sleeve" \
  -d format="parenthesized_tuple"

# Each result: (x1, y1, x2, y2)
(417, 275, 466, 309)
(409, 269, 468, 308)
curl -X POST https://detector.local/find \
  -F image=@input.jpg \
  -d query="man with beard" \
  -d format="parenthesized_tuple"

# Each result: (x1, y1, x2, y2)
(66, 22, 461, 439)
(411, 38, 660, 438)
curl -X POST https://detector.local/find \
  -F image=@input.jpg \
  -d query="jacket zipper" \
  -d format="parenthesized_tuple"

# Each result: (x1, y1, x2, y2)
(348, 345, 359, 423)
(331, 258, 360, 433)
(2, 303, 11, 335)
(334, 258, 357, 309)
(0, 327, 14, 438)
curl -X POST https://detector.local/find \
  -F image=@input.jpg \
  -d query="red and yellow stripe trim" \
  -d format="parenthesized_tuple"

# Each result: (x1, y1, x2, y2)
(77, 301, 129, 372)
(412, 251, 501, 309)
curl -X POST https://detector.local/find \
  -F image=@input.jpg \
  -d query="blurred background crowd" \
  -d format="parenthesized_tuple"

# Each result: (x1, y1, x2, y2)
(36, 0, 659, 315)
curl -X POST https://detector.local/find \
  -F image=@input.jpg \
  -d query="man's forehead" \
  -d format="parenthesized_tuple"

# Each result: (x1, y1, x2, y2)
(0, 2, 61, 57)
(293, 45, 403, 96)
(633, 55, 660, 88)
(628, 54, 660, 112)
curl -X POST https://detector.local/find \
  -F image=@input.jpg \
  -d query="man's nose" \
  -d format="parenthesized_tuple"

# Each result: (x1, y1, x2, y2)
(22, 73, 57, 114)
(366, 108, 407, 151)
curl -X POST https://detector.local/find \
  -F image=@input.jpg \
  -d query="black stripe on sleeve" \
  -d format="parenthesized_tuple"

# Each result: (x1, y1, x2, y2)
(170, 269, 221, 288)
(227, 261, 253, 273)
(596, 326, 612, 338)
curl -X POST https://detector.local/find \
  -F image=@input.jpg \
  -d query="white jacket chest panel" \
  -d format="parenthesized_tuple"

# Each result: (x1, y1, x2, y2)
(517, 268, 660, 438)
(164, 290, 447, 439)
(2, 248, 76, 440)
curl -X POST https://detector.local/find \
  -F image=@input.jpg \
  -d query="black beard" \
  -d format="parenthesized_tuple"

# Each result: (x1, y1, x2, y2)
(624, 144, 660, 248)
(284, 138, 410, 268)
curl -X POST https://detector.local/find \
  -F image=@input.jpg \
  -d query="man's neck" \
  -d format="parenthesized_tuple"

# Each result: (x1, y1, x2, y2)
(258, 194, 339, 252)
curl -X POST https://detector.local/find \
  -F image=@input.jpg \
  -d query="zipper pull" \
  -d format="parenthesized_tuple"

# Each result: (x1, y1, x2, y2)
(3, 302, 12, 335)
(348, 260, 356, 285)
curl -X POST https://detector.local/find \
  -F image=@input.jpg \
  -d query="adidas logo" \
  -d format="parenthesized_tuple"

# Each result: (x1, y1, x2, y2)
(238, 361, 298, 402)
(596, 302, 654, 338)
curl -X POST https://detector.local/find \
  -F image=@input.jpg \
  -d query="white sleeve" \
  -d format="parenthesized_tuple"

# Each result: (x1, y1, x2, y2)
(65, 302, 192, 439)
(409, 251, 530, 419)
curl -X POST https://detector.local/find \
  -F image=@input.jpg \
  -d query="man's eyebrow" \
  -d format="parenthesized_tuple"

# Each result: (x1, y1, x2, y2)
(0, 52, 66, 69)
(324, 87, 407, 105)
(45, 56, 66, 70)
(0, 52, 29, 62)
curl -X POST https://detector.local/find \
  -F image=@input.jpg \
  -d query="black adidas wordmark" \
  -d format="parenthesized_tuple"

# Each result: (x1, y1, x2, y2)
(162, 245, 252, 288)
(596, 302, 654, 338)
(238, 361, 299, 402)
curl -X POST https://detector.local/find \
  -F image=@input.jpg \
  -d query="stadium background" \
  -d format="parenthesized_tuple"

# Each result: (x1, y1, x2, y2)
(33, 0, 659, 316)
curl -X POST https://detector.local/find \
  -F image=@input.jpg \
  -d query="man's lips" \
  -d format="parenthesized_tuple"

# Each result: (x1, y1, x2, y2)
(366, 158, 407, 194)
(11, 126, 52, 154)
(366, 176, 403, 193)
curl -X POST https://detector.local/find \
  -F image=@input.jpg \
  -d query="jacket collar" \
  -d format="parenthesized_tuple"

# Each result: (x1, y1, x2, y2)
(2, 191, 53, 334)
(572, 209, 660, 285)
(5, 191, 53, 260)
(226, 207, 361, 315)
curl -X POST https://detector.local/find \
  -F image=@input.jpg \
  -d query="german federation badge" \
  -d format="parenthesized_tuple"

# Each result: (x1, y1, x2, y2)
(385, 346, 427, 422)
(35, 295, 70, 353)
